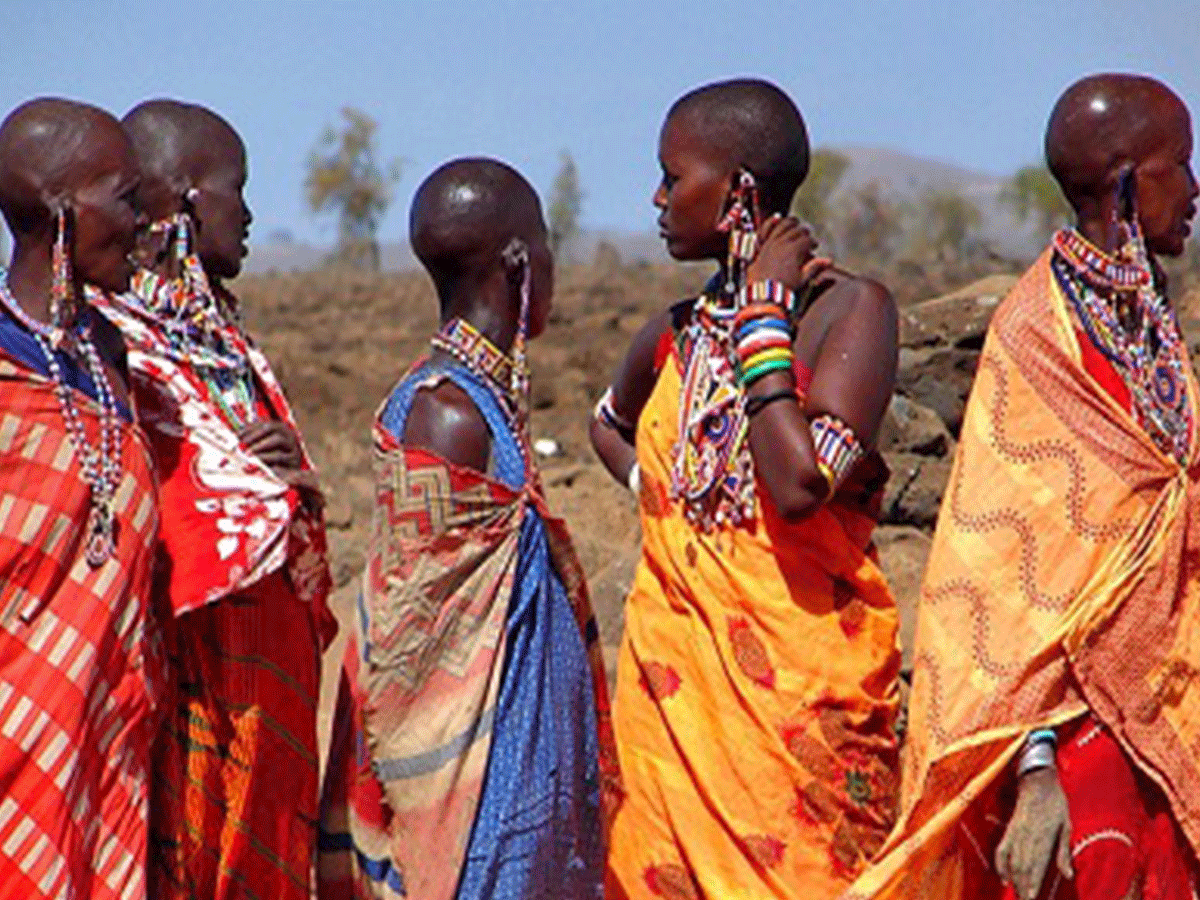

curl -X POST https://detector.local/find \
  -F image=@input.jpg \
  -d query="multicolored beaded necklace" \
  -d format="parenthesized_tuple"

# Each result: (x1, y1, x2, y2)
(671, 170, 774, 530)
(0, 275, 123, 566)
(132, 214, 258, 428)
(1052, 225, 1192, 462)
(430, 317, 530, 469)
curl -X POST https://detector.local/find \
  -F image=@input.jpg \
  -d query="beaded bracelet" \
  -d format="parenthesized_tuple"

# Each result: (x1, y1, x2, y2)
(810, 413, 864, 492)
(594, 386, 636, 435)
(734, 304, 794, 389)
(1027, 728, 1057, 747)
(741, 279, 797, 316)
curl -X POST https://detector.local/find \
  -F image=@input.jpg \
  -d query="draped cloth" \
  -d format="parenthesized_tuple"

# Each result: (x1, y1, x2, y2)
(606, 332, 901, 900)
(318, 362, 619, 900)
(0, 330, 164, 900)
(844, 250, 1200, 900)
(92, 287, 335, 900)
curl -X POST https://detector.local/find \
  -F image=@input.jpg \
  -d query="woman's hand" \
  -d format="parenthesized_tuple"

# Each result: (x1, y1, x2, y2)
(745, 215, 830, 292)
(995, 767, 1074, 900)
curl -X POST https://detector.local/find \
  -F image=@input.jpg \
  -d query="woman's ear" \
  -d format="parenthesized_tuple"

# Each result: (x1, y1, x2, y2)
(501, 237, 529, 284)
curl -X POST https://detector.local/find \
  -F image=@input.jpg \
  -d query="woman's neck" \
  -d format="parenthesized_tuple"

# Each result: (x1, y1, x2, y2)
(6, 241, 75, 325)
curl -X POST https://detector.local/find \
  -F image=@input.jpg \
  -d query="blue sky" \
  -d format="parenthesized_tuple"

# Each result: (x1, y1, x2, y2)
(3, 0, 1197, 244)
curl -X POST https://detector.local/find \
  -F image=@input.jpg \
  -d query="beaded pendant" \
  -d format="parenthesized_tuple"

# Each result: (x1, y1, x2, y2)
(1052, 227, 1192, 462)
(1, 275, 123, 567)
(669, 170, 763, 531)
(85, 496, 116, 567)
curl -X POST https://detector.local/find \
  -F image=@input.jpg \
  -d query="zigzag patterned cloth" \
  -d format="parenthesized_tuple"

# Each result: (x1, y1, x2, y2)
(318, 361, 619, 900)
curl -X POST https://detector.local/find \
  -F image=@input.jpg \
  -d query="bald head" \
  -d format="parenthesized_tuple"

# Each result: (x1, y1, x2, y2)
(410, 158, 544, 308)
(0, 97, 128, 235)
(1046, 73, 1190, 210)
(666, 78, 810, 214)
(122, 99, 244, 219)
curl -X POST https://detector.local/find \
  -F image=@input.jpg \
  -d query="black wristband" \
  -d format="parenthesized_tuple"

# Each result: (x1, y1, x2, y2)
(745, 388, 799, 416)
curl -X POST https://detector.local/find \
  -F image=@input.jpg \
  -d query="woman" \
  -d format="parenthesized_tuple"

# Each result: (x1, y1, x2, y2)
(0, 97, 163, 900)
(92, 99, 334, 900)
(592, 78, 902, 899)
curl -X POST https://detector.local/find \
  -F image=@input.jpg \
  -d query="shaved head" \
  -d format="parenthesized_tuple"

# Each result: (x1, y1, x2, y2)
(1046, 73, 1190, 210)
(666, 78, 810, 215)
(0, 97, 127, 235)
(122, 99, 244, 219)
(410, 157, 545, 309)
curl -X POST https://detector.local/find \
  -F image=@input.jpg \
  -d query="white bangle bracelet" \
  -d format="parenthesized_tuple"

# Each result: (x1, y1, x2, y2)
(1017, 738, 1056, 776)
(626, 462, 641, 495)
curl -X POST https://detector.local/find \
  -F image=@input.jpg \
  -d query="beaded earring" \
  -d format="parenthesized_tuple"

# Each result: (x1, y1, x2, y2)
(174, 208, 190, 265)
(49, 207, 73, 346)
(502, 237, 532, 430)
(1112, 165, 1155, 287)
(717, 169, 760, 295)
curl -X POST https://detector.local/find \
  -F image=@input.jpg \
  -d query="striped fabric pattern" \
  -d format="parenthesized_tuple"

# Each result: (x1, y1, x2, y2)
(150, 568, 324, 900)
(93, 281, 334, 900)
(0, 352, 164, 900)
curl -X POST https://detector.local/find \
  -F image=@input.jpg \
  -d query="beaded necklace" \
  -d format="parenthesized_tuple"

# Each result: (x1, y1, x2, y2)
(0, 275, 122, 566)
(138, 215, 249, 372)
(1052, 226, 1192, 462)
(430, 317, 530, 467)
(130, 215, 258, 429)
(670, 170, 764, 530)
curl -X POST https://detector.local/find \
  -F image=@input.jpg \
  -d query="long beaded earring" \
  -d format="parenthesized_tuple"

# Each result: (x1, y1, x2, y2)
(717, 168, 760, 296)
(174, 208, 190, 267)
(49, 207, 73, 346)
(502, 237, 532, 433)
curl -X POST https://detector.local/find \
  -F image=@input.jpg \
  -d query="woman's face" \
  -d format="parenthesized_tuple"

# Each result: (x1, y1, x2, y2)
(653, 112, 733, 262)
(190, 132, 252, 280)
(70, 126, 143, 294)
(1133, 104, 1198, 258)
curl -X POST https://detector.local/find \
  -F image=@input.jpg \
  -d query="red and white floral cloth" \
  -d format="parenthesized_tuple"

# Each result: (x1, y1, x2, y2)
(91, 283, 333, 625)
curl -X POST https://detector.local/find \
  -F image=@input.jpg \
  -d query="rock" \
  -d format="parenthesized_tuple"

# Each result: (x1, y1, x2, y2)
(323, 492, 354, 530)
(878, 394, 952, 457)
(874, 525, 933, 673)
(881, 452, 952, 529)
(896, 348, 980, 436)
(899, 274, 1016, 350)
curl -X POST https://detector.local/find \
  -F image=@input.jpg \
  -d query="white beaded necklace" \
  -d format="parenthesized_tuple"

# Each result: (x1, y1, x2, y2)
(0, 276, 122, 566)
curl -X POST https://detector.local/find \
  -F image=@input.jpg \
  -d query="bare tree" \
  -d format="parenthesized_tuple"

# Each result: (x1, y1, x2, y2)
(1000, 164, 1072, 246)
(832, 181, 910, 265)
(305, 107, 399, 271)
(547, 151, 584, 263)
(790, 148, 851, 241)
(909, 187, 984, 262)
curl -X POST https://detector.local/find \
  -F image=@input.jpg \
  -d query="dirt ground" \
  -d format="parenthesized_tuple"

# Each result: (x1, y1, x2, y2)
(235, 258, 1200, 767)
(238, 261, 709, 762)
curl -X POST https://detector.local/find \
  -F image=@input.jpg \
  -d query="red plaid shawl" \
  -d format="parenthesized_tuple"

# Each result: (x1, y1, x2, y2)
(0, 346, 165, 899)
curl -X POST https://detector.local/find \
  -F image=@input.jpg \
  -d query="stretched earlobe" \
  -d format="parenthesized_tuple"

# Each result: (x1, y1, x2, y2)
(1114, 162, 1137, 223)
(501, 237, 529, 271)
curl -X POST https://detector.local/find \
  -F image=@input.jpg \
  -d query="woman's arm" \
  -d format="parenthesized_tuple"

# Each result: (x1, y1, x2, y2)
(589, 307, 673, 487)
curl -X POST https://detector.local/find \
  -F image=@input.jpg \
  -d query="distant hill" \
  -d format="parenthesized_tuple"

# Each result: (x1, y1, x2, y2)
(242, 146, 1041, 275)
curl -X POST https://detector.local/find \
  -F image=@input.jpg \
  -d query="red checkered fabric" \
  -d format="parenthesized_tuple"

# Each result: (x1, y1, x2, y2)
(0, 351, 164, 900)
